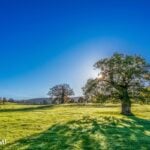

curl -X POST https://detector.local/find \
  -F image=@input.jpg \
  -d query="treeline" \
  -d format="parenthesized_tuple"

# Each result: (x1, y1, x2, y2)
(0, 97, 16, 104)
(47, 84, 150, 105)
(84, 88, 150, 104)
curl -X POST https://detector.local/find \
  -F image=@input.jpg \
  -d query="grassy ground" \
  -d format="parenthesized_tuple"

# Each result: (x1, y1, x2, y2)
(0, 103, 150, 150)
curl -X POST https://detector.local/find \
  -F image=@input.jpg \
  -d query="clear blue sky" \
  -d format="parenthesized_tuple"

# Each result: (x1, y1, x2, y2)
(0, 0, 150, 99)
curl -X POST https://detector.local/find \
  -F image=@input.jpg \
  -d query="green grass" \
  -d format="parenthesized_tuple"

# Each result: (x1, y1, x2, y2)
(0, 103, 150, 150)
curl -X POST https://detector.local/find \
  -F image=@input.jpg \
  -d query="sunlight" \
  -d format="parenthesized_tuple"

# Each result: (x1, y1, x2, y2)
(98, 74, 103, 79)
(96, 72, 104, 80)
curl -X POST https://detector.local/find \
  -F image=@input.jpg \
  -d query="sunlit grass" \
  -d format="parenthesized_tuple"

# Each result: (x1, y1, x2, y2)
(0, 103, 150, 150)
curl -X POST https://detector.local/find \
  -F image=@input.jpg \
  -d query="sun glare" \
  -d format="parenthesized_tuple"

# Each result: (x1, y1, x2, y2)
(98, 73, 103, 79)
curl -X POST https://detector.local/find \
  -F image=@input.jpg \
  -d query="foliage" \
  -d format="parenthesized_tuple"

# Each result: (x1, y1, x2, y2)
(139, 87, 150, 104)
(83, 78, 98, 102)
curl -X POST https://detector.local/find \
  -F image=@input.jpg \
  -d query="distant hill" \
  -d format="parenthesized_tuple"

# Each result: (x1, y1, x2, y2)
(18, 98, 52, 105)
(17, 97, 83, 105)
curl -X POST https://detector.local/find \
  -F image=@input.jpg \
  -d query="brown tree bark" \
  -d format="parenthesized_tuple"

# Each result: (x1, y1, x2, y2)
(61, 87, 65, 104)
(121, 89, 132, 115)
(121, 101, 132, 115)
(61, 94, 65, 104)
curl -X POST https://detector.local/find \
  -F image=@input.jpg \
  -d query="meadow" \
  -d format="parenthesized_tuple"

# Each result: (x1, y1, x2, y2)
(0, 103, 150, 150)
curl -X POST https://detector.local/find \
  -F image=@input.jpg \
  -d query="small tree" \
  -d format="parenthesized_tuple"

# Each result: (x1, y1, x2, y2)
(0, 97, 2, 104)
(84, 53, 150, 115)
(8, 98, 15, 103)
(48, 84, 74, 104)
(2, 97, 7, 104)
(78, 97, 85, 103)
(43, 100, 48, 105)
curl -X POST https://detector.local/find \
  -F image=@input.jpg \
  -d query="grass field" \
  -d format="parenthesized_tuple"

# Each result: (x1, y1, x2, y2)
(0, 103, 150, 150)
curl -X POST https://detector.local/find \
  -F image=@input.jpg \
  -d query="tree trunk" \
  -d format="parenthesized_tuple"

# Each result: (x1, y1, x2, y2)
(61, 88, 65, 104)
(61, 94, 64, 104)
(121, 89, 132, 115)
(121, 101, 132, 115)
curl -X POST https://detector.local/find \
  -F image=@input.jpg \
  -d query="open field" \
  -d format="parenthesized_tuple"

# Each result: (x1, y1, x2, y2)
(0, 103, 150, 150)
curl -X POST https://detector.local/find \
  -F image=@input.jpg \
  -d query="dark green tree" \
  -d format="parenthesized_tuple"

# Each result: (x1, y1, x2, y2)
(48, 84, 74, 104)
(83, 53, 150, 115)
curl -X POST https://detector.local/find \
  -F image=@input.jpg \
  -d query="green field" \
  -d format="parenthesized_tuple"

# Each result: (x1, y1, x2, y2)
(0, 103, 150, 150)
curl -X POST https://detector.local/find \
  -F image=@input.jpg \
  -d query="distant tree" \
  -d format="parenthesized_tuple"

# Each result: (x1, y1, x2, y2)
(48, 84, 74, 104)
(0, 97, 2, 104)
(8, 98, 15, 103)
(2, 97, 7, 104)
(83, 53, 150, 115)
(78, 97, 85, 103)
(43, 100, 48, 105)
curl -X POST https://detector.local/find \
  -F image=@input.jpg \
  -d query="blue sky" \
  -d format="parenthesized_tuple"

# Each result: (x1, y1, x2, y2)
(0, 0, 150, 99)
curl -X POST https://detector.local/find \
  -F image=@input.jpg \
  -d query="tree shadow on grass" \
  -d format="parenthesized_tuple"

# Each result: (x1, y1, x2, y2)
(0, 104, 118, 113)
(5, 116, 150, 150)
(59, 103, 120, 109)
(0, 105, 54, 113)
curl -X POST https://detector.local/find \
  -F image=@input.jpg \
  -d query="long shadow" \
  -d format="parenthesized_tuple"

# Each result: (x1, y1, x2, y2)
(0, 105, 54, 113)
(0, 104, 119, 113)
(4, 116, 150, 150)
(61, 103, 119, 108)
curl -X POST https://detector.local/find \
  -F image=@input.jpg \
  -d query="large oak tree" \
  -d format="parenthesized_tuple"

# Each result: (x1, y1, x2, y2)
(48, 84, 74, 104)
(83, 53, 150, 115)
